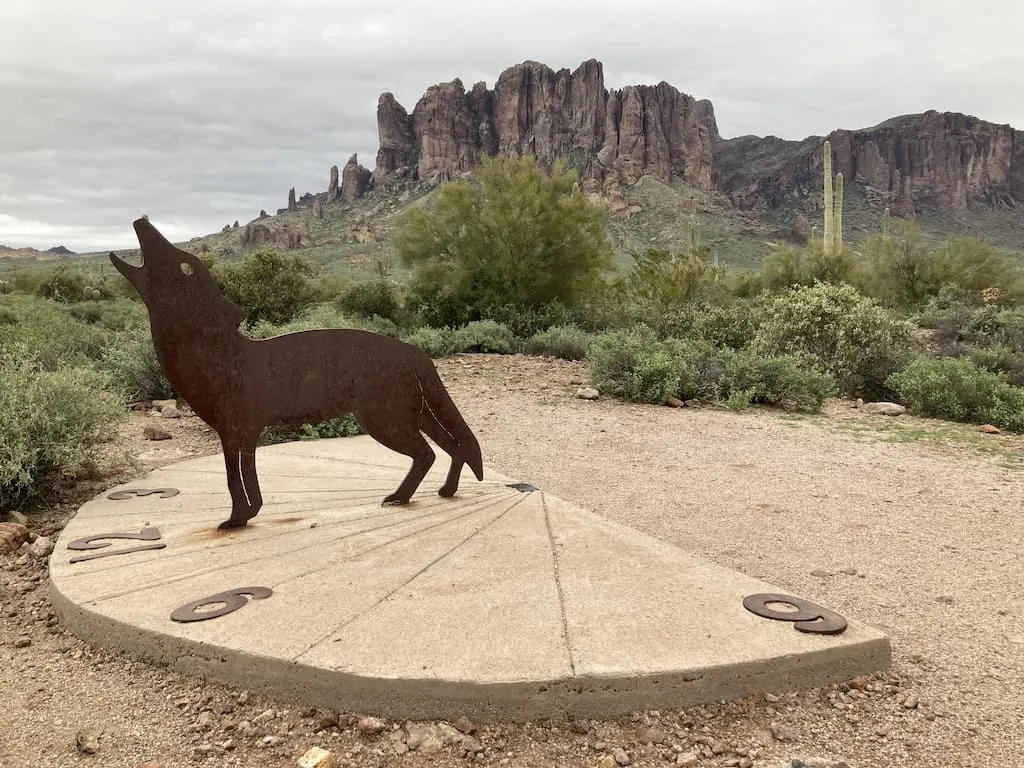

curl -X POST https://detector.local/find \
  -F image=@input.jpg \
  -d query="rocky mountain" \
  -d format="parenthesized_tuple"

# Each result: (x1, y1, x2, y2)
(372, 58, 718, 193)
(204, 57, 1021, 270)
(0, 243, 67, 261)
(715, 111, 1024, 217)
(349, 59, 1022, 222)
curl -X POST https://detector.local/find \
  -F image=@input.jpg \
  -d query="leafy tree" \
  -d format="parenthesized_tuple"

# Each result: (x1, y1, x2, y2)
(203, 249, 319, 325)
(393, 155, 614, 326)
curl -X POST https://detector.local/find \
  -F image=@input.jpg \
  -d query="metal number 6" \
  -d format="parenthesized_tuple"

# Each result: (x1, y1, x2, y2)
(170, 587, 273, 623)
(742, 593, 847, 635)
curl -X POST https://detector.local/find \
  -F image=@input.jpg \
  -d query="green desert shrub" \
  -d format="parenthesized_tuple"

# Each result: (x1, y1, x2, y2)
(205, 248, 320, 325)
(0, 349, 126, 508)
(586, 327, 681, 404)
(481, 300, 583, 338)
(451, 320, 518, 354)
(402, 326, 458, 358)
(720, 349, 835, 412)
(395, 155, 613, 327)
(245, 304, 400, 340)
(260, 413, 364, 446)
(586, 327, 833, 412)
(0, 296, 110, 369)
(751, 282, 916, 399)
(690, 299, 764, 349)
(97, 328, 175, 402)
(336, 279, 400, 323)
(525, 325, 595, 360)
(886, 357, 1024, 432)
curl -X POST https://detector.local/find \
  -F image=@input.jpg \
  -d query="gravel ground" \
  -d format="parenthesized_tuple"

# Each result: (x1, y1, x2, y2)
(2, 353, 1023, 768)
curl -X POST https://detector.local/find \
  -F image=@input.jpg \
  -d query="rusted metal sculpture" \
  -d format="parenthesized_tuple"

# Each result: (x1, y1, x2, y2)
(110, 218, 484, 530)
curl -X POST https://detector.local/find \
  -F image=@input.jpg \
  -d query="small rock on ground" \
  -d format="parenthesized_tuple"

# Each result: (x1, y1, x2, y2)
(863, 401, 906, 416)
(143, 424, 172, 440)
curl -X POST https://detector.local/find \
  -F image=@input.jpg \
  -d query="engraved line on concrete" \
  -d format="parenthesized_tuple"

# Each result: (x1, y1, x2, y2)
(74, 482, 497, 523)
(542, 493, 577, 677)
(271, 490, 522, 591)
(82, 492, 518, 604)
(293, 491, 530, 662)
(67, 487, 515, 581)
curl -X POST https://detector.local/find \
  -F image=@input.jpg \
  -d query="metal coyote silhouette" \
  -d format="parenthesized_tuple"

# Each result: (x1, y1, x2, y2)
(110, 218, 484, 530)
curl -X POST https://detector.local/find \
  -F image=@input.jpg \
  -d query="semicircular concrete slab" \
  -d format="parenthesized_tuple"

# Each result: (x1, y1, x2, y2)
(50, 436, 890, 721)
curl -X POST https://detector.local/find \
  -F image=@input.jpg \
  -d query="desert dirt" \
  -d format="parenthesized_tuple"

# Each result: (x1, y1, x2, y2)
(2, 353, 1023, 768)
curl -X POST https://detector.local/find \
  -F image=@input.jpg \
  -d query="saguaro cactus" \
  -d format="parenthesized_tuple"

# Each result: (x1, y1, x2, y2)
(883, 207, 891, 240)
(833, 172, 844, 256)
(823, 142, 833, 254)
(822, 141, 844, 255)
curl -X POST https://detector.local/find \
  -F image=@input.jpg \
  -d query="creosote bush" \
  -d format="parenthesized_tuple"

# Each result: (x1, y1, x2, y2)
(887, 357, 1024, 432)
(750, 282, 916, 399)
(0, 349, 126, 508)
(525, 325, 595, 360)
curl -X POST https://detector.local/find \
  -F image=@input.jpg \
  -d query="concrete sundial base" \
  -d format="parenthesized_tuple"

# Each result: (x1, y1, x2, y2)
(50, 436, 891, 722)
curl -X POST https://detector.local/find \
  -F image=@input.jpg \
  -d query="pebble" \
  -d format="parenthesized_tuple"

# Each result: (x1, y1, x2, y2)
(576, 387, 600, 401)
(13, 636, 31, 648)
(461, 735, 483, 755)
(357, 716, 387, 735)
(612, 746, 631, 765)
(260, 735, 283, 747)
(903, 694, 920, 710)
(638, 726, 668, 744)
(76, 728, 100, 754)
(675, 752, 698, 767)
(143, 424, 172, 441)
(28, 536, 54, 558)
(770, 721, 796, 741)
(454, 715, 476, 734)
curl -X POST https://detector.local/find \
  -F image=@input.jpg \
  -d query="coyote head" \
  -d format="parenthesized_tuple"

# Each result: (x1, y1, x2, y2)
(110, 217, 244, 329)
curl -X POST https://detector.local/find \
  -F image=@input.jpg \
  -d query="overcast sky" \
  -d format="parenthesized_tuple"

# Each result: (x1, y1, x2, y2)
(2, 0, 1021, 252)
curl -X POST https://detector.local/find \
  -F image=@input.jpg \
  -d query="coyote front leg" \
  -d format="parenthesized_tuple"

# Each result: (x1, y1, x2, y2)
(218, 432, 263, 529)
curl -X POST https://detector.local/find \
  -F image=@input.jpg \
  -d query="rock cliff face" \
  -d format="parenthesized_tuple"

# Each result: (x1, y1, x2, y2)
(340, 154, 372, 201)
(373, 59, 718, 192)
(714, 111, 1024, 215)
(281, 57, 1020, 229)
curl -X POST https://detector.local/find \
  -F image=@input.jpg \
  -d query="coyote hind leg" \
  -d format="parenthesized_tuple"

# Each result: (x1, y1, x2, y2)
(417, 414, 464, 498)
(360, 417, 436, 505)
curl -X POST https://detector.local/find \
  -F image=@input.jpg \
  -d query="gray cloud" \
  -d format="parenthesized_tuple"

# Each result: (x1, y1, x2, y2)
(2, 0, 1021, 250)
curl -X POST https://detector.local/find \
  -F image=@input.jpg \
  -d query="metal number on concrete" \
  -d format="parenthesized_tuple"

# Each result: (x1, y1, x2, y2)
(742, 593, 848, 635)
(68, 526, 166, 563)
(107, 487, 180, 500)
(170, 587, 273, 623)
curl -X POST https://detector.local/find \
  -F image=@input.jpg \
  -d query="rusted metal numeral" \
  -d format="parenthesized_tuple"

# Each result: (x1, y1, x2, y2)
(171, 587, 273, 623)
(107, 487, 179, 500)
(742, 593, 848, 635)
(68, 526, 166, 563)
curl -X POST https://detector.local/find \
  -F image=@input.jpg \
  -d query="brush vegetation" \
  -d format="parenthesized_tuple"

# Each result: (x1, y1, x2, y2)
(5, 153, 1024, 515)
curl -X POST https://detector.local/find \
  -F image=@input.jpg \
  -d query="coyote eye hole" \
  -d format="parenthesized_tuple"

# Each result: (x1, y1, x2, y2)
(180, 263, 194, 276)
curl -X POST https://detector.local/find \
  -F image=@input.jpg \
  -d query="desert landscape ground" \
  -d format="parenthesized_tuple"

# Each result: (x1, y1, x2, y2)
(4, 48, 1024, 768)
(3, 354, 1023, 768)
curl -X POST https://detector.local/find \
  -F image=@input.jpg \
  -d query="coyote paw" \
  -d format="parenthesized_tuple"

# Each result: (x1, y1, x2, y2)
(437, 483, 458, 498)
(217, 517, 249, 530)
(382, 493, 410, 506)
